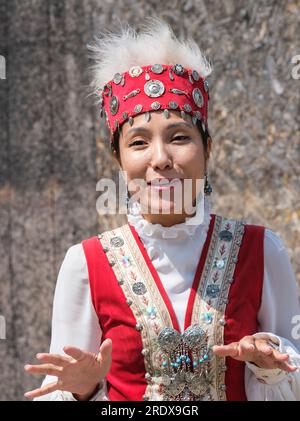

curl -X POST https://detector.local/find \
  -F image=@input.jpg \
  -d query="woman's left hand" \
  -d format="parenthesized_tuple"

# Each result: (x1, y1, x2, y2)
(212, 335, 298, 372)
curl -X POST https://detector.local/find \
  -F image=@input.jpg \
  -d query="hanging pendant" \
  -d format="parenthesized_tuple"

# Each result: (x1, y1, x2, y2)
(189, 73, 194, 84)
(163, 109, 170, 119)
(181, 110, 187, 120)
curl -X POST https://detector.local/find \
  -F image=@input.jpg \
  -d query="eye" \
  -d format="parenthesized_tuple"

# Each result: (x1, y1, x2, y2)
(129, 139, 146, 147)
(172, 136, 190, 141)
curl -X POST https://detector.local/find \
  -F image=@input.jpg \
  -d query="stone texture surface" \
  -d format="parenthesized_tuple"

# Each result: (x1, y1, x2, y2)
(0, 0, 299, 400)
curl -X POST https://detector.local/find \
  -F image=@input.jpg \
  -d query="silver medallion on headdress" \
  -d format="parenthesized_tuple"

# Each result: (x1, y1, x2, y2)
(151, 64, 164, 74)
(113, 73, 123, 85)
(109, 96, 119, 115)
(203, 79, 209, 92)
(144, 80, 165, 98)
(192, 88, 204, 108)
(168, 101, 178, 109)
(183, 103, 192, 112)
(192, 70, 200, 81)
(172, 64, 185, 76)
(129, 66, 143, 77)
(134, 104, 143, 113)
(151, 101, 161, 110)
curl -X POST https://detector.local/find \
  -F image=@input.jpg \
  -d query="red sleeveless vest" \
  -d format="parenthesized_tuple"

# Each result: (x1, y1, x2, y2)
(82, 214, 265, 401)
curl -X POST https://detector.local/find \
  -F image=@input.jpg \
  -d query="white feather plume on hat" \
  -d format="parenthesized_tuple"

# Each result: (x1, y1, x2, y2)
(87, 17, 212, 102)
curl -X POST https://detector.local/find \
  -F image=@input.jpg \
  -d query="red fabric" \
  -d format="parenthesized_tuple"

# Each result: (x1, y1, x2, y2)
(82, 216, 264, 401)
(101, 63, 209, 138)
(224, 222, 265, 400)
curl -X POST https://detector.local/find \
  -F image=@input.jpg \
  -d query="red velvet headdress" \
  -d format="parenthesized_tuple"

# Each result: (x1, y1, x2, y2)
(99, 63, 209, 141)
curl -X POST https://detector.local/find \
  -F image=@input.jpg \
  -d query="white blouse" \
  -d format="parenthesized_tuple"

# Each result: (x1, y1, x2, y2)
(34, 196, 300, 401)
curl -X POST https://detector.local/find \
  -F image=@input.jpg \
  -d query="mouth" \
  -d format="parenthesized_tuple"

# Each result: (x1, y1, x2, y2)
(147, 178, 182, 190)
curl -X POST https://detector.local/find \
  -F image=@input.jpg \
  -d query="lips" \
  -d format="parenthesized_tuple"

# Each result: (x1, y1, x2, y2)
(147, 178, 181, 186)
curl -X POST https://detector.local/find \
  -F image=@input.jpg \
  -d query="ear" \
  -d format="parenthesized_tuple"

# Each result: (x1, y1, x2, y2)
(112, 149, 122, 169)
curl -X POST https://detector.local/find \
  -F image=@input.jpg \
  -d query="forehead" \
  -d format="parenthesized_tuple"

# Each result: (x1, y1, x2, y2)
(121, 110, 194, 138)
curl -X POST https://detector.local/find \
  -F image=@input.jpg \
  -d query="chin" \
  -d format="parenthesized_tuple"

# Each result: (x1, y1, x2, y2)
(142, 199, 178, 215)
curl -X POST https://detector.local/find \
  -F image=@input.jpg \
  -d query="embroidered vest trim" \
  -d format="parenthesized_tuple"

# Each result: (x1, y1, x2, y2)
(98, 214, 245, 401)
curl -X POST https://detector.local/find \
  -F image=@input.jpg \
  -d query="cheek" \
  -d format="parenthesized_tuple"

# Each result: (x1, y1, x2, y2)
(174, 145, 205, 177)
(120, 151, 148, 180)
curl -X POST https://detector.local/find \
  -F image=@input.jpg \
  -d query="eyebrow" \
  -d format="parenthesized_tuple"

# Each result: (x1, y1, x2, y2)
(125, 121, 193, 140)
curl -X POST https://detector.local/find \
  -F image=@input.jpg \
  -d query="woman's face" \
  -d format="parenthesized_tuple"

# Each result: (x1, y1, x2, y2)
(116, 110, 211, 226)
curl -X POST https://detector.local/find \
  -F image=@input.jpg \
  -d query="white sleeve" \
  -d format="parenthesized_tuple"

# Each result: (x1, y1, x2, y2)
(245, 229, 300, 401)
(33, 243, 109, 401)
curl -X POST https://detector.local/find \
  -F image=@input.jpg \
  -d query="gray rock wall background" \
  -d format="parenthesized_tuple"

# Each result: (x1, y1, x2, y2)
(0, 0, 299, 400)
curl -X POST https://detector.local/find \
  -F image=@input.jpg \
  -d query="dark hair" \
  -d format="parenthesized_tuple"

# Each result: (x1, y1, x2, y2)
(111, 119, 210, 161)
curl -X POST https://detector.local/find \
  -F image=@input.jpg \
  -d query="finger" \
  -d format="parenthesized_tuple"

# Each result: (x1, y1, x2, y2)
(272, 349, 290, 361)
(63, 346, 85, 361)
(36, 353, 70, 367)
(239, 336, 256, 355)
(24, 363, 63, 377)
(98, 338, 112, 363)
(274, 360, 298, 373)
(212, 343, 239, 358)
(24, 380, 59, 399)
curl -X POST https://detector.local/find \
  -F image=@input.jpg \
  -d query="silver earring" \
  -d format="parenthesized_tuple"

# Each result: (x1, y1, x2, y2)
(126, 186, 130, 210)
(204, 172, 212, 195)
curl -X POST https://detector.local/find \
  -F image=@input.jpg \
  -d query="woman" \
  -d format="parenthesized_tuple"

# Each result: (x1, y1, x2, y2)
(24, 18, 300, 401)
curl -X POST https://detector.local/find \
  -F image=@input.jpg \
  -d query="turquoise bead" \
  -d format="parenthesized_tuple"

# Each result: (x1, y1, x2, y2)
(193, 361, 198, 367)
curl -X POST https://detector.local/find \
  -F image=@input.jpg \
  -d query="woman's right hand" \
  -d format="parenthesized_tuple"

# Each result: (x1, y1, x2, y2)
(24, 338, 112, 400)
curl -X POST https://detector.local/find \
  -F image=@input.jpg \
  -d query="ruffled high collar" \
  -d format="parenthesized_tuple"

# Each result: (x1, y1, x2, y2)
(127, 194, 212, 240)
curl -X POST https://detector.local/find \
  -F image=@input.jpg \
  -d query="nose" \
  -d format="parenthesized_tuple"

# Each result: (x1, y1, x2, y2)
(150, 140, 173, 171)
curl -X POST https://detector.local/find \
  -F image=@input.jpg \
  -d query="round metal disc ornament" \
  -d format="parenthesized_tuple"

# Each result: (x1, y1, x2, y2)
(113, 73, 123, 84)
(109, 95, 119, 115)
(151, 64, 164, 74)
(172, 64, 185, 76)
(183, 103, 192, 112)
(132, 282, 147, 295)
(134, 104, 143, 113)
(151, 101, 161, 110)
(144, 80, 165, 98)
(129, 66, 143, 77)
(192, 88, 204, 108)
(168, 101, 178, 109)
